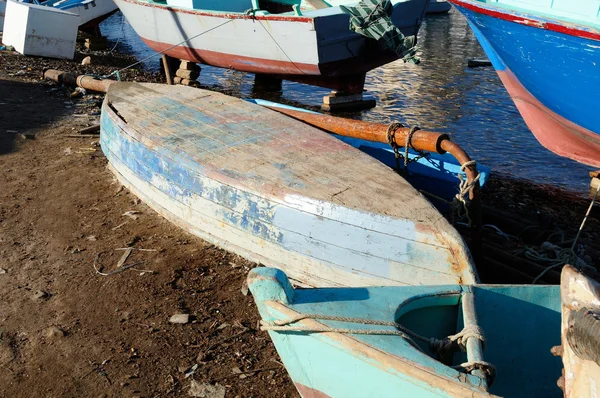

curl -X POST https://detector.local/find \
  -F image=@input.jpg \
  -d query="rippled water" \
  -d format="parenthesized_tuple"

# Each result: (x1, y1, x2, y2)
(100, 9, 592, 193)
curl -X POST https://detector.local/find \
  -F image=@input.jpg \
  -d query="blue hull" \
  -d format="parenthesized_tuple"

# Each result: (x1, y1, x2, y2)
(449, 0, 600, 166)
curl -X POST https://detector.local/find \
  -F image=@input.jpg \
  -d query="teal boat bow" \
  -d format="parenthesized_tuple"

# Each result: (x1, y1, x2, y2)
(249, 267, 563, 397)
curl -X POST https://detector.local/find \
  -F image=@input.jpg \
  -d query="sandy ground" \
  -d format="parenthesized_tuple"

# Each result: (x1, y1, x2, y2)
(0, 39, 599, 397)
(0, 52, 298, 397)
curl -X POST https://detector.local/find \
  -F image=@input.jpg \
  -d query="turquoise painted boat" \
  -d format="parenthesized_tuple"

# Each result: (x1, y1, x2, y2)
(101, 82, 479, 288)
(246, 98, 491, 206)
(248, 267, 563, 397)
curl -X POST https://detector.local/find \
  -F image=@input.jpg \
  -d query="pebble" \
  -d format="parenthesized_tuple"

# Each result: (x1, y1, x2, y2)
(240, 282, 249, 296)
(45, 326, 65, 339)
(169, 314, 190, 324)
(33, 290, 49, 300)
(0, 268, 6, 274)
(188, 381, 225, 398)
(81, 56, 92, 65)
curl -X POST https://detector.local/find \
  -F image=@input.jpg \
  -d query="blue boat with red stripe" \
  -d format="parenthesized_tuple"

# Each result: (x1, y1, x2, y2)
(448, 0, 600, 168)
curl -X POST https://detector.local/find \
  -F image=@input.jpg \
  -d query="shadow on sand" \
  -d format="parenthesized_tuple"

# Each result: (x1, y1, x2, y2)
(0, 78, 75, 156)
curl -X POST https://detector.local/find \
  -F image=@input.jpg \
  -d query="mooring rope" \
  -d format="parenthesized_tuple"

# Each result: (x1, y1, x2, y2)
(260, 308, 485, 356)
(100, 18, 235, 80)
(451, 160, 480, 226)
(385, 122, 428, 171)
(531, 183, 600, 284)
(260, 307, 493, 382)
(108, 13, 126, 54)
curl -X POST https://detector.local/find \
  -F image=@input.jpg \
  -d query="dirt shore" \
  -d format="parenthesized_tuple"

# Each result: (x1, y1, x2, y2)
(1, 41, 598, 397)
(0, 49, 297, 397)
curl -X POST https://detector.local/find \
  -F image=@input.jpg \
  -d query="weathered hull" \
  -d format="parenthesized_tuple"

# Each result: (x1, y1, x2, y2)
(248, 267, 562, 397)
(100, 83, 478, 288)
(450, 0, 600, 167)
(113, 0, 427, 91)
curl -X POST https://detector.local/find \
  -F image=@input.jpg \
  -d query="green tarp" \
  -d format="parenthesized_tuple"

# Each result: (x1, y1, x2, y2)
(340, 0, 419, 63)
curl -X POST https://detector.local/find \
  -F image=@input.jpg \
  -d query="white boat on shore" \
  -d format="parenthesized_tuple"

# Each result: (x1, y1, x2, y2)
(42, 0, 118, 29)
(113, 0, 430, 92)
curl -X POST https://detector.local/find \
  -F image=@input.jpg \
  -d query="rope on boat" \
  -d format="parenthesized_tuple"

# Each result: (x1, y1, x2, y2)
(531, 183, 600, 284)
(99, 19, 235, 80)
(453, 361, 496, 386)
(452, 160, 480, 226)
(260, 309, 486, 358)
(261, 308, 495, 383)
(386, 122, 404, 170)
(385, 122, 427, 171)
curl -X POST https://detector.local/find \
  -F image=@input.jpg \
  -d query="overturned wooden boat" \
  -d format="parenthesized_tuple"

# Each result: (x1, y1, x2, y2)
(100, 82, 480, 287)
(248, 266, 563, 397)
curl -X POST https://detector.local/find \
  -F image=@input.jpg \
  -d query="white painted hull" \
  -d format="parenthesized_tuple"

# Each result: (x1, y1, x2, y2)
(47, 0, 118, 26)
(113, 0, 429, 89)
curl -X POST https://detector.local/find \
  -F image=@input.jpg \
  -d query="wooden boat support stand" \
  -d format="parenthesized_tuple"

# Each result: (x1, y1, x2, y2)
(43, 69, 483, 251)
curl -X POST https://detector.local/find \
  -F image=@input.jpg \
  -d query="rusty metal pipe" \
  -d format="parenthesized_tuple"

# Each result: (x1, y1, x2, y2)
(43, 69, 116, 93)
(266, 106, 450, 154)
(265, 106, 480, 193)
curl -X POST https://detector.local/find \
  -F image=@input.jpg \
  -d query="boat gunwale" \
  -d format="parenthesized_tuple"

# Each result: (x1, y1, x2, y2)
(449, 0, 600, 42)
(118, 0, 317, 23)
(262, 298, 493, 396)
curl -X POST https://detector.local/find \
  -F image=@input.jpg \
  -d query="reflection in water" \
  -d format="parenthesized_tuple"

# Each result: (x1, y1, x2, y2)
(100, 9, 591, 193)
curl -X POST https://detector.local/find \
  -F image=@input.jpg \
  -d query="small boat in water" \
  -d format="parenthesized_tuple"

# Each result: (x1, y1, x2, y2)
(100, 82, 480, 287)
(248, 266, 563, 397)
(448, 0, 600, 167)
(113, 0, 429, 93)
